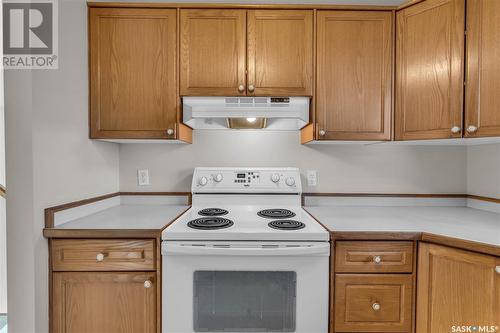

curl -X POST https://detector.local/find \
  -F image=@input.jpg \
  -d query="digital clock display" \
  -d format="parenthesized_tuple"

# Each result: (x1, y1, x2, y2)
(236, 173, 246, 179)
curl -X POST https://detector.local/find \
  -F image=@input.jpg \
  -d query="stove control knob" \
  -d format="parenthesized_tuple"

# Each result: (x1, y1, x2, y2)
(213, 173, 223, 182)
(271, 173, 280, 183)
(285, 177, 295, 186)
(198, 176, 208, 186)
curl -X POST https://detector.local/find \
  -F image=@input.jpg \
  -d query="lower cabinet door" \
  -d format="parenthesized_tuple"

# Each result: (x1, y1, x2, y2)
(416, 243, 500, 333)
(52, 272, 156, 333)
(335, 274, 413, 332)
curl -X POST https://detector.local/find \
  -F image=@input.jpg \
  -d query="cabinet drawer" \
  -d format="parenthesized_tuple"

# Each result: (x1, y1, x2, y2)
(51, 239, 155, 271)
(335, 241, 414, 273)
(335, 274, 413, 332)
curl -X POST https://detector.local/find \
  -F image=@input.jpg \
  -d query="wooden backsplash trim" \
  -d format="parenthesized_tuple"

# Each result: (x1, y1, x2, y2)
(44, 192, 498, 228)
(466, 195, 500, 204)
(302, 193, 500, 205)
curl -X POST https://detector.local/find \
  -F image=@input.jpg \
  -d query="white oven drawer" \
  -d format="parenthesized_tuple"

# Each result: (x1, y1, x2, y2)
(162, 241, 330, 333)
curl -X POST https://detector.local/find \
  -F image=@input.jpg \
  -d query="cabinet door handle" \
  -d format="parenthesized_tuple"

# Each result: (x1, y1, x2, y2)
(96, 253, 105, 262)
(166, 128, 174, 136)
(319, 129, 326, 136)
(144, 280, 153, 289)
(238, 85, 245, 93)
(495, 266, 500, 274)
(466, 125, 478, 134)
(373, 255, 382, 264)
(248, 85, 255, 93)
(451, 126, 461, 134)
(372, 302, 381, 311)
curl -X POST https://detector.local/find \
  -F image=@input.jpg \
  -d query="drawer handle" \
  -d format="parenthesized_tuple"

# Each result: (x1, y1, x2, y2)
(372, 302, 381, 311)
(373, 255, 382, 264)
(96, 253, 105, 262)
(495, 266, 500, 274)
(144, 280, 153, 289)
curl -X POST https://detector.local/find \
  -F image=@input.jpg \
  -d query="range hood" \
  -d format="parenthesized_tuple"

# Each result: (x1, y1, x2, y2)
(183, 96, 310, 130)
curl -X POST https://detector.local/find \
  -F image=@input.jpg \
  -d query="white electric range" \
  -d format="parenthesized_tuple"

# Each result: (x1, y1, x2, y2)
(162, 167, 330, 333)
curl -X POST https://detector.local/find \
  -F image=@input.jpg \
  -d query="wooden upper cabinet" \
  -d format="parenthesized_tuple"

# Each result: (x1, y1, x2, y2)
(89, 8, 178, 139)
(465, 0, 500, 138)
(180, 9, 313, 96)
(180, 9, 246, 96)
(416, 243, 500, 333)
(247, 10, 313, 96)
(53, 272, 157, 333)
(395, 0, 465, 140)
(316, 11, 393, 140)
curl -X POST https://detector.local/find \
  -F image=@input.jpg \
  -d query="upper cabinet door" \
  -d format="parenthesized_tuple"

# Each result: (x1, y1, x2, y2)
(180, 9, 246, 96)
(465, 0, 500, 138)
(316, 11, 393, 140)
(395, 0, 465, 140)
(89, 8, 178, 139)
(247, 10, 313, 96)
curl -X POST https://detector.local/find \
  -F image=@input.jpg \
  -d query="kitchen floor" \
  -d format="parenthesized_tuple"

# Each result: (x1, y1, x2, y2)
(0, 315, 6, 332)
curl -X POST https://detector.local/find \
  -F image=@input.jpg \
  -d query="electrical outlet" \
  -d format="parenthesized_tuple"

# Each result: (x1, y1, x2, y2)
(137, 169, 150, 186)
(306, 170, 317, 186)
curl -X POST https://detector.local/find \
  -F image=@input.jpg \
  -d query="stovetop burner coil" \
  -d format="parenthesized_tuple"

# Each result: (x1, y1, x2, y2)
(257, 209, 296, 219)
(198, 208, 229, 216)
(268, 220, 305, 230)
(187, 217, 234, 230)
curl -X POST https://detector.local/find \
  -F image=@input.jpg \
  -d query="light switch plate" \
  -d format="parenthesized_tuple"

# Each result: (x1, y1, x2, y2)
(306, 170, 317, 186)
(137, 169, 150, 186)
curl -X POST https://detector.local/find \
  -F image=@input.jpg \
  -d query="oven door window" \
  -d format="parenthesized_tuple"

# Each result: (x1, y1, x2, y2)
(193, 271, 296, 332)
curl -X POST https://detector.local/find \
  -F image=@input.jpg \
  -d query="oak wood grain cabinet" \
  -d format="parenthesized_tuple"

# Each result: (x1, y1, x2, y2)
(180, 9, 313, 96)
(395, 0, 465, 140)
(465, 0, 500, 138)
(335, 274, 413, 332)
(50, 239, 160, 333)
(89, 8, 190, 141)
(247, 10, 313, 96)
(179, 9, 246, 96)
(53, 272, 156, 333)
(332, 241, 416, 332)
(316, 11, 393, 141)
(416, 243, 500, 333)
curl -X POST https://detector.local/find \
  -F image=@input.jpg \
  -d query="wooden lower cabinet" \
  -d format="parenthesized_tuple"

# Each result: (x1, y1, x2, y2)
(332, 241, 416, 333)
(52, 272, 156, 333)
(416, 243, 500, 333)
(335, 274, 413, 332)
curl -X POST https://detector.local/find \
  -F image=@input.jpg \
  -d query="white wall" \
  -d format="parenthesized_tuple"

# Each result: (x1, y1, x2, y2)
(120, 131, 467, 194)
(0, 0, 7, 315)
(4, 0, 120, 331)
(0, 197, 6, 314)
(467, 144, 500, 198)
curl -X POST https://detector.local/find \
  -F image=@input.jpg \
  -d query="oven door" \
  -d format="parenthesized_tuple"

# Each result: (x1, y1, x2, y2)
(162, 241, 330, 333)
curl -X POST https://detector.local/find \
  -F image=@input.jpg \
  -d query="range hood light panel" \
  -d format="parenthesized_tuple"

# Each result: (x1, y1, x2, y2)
(227, 118, 267, 129)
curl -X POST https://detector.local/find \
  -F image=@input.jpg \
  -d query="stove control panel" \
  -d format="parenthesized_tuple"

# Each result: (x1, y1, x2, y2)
(192, 167, 301, 193)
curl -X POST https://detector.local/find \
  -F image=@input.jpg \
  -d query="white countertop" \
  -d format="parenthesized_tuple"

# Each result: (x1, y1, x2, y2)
(52, 195, 190, 230)
(57, 204, 189, 230)
(305, 205, 500, 246)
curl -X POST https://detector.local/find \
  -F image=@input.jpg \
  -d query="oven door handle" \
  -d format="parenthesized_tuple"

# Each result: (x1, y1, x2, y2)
(162, 242, 330, 256)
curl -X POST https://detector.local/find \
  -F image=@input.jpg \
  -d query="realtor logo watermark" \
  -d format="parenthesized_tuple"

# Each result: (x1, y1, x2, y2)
(3, 0, 58, 69)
